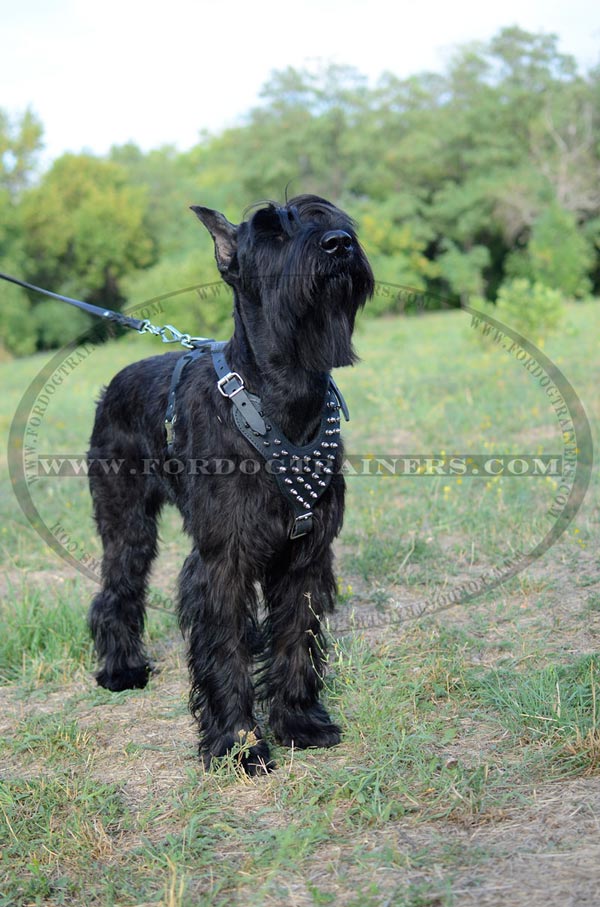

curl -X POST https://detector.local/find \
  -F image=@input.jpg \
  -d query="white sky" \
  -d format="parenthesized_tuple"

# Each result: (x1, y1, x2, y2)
(2, 0, 599, 164)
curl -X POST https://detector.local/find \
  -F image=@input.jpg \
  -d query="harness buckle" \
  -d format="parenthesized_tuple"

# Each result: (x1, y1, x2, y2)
(217, 372, 245, 398)
(164, 416, 176, 447)
(290, 512, 313, 539)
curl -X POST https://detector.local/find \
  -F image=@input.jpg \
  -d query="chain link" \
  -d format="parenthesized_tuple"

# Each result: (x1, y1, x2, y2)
(137, 320, 214, 349)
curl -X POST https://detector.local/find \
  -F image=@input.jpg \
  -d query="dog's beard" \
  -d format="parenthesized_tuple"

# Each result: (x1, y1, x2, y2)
(266, 286, 361, 371)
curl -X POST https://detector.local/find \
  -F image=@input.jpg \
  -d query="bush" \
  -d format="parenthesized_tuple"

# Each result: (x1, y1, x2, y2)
(0, 281, 37, 357)
(505, 206, 593, 299)
(122, 249, 234, 339)
(31, 300, 92, 349)
(528, 206, 592, 298)
(496, 278, 565, 340)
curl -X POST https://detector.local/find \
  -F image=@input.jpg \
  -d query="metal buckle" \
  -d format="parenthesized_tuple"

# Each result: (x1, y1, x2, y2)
(217, 372, 245, 398)
(290, 512, 313, 539)
(164, 416, 176, 447)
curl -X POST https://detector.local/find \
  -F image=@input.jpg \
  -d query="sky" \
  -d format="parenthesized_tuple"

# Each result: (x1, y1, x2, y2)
(2, 0, 599, 164)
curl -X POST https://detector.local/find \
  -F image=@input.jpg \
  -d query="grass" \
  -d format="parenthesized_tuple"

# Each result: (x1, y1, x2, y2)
(1, 299, 599, 905)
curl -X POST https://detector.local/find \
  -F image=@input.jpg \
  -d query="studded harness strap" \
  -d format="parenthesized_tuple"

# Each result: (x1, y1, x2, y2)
(164, 342, 348, 539)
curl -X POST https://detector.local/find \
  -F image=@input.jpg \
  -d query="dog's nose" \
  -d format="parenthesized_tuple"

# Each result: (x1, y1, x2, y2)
(320, 230, 353, 255)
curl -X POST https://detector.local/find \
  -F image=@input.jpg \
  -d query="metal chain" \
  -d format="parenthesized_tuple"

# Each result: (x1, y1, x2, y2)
(137, 319, 214, 349)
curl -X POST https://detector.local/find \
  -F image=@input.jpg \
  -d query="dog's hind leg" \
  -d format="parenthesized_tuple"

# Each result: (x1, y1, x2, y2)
(263, 548, 342, 750)
(179, 548, 273, 775)
(88, 468, 163, 692)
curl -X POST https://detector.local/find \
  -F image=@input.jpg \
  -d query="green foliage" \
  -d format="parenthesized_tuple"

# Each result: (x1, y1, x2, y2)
(30, 299, 92, 350)
(528, 205, 593, 297)
(0, 278, 36, 357)
(0, 111, 44, 355)
(20, 153, 157, 307)
(2, 25, 600, 357)
(0, 107, 43, 195)
(438, 241, 491, 300)
(121, 247, 234, 338)
(495, 277, 565, 339)
(506, 206, 593, 299)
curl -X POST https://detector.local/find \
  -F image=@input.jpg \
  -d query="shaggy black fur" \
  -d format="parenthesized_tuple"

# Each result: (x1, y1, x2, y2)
(88, 195, 374, 774)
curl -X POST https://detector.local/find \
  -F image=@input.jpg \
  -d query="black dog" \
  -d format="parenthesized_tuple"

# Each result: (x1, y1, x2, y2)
(88, 195, 374, 773)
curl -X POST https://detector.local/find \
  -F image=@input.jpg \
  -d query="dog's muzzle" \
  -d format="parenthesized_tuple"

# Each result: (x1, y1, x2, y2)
(320, 230, 353, 256)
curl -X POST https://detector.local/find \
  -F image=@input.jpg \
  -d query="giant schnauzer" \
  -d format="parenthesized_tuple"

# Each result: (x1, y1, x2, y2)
(88, 195, 374, 773)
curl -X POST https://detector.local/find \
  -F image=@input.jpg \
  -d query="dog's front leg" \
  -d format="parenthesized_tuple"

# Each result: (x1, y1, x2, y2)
(178, 548, 272, 775)
(263, 547, 341, 750)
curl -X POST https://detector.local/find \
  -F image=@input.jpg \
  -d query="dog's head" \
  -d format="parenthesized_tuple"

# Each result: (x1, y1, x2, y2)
(191, 195, 374, 370)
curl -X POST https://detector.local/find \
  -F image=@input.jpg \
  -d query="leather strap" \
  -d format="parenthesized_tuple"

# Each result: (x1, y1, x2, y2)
(211, 349, 267, 435)
(0, 270, 147, 331)
(164, 347, 211, 453)
(163, 344, 347, 540)
(225, 381, 343, 539)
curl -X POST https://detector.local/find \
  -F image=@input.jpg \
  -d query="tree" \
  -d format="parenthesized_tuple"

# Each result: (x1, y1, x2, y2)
(0, 107, 43, 197)
(0, 108, 44, 355)
(506, 205, 593, 297)
(438, 241, 491, 302)
(20, 153, 157, 310)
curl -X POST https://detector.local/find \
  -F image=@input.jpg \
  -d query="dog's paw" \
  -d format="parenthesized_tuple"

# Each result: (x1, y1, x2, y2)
(242, 741, 277, 777)
(200, 730, 276, 776)
(96, 663, 151, 692)
(270, 703, 342, 749)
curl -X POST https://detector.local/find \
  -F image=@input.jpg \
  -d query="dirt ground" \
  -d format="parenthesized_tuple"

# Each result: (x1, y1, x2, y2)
(2, 537, 600, 906)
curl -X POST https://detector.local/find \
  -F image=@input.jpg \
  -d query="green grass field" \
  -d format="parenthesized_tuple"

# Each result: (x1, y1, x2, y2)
(1, 301, 599, 906)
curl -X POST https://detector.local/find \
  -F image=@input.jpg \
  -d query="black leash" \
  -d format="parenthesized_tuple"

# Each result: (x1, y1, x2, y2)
(0, 270, 148, 331)
(2, 269, 350, 539)
(0, 270, 215, 349)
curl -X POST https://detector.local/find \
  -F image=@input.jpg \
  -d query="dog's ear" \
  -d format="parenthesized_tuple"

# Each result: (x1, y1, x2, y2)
(190, 206, 238, 273)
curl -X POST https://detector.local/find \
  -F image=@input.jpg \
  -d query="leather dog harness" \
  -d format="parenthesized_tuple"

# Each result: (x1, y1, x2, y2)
(0, 270, 349, 539)
(164, 342, 349, 539)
